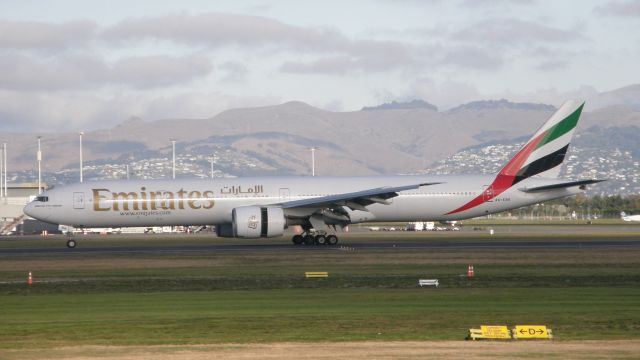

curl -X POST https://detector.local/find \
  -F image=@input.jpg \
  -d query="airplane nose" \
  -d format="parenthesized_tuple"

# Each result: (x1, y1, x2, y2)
(23, 202, 35, 218)
(23, 201, 48, 220)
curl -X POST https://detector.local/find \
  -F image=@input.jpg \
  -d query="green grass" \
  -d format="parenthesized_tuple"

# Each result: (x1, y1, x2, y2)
(2, 288, 640, 348)
(0, 227, 639, 348)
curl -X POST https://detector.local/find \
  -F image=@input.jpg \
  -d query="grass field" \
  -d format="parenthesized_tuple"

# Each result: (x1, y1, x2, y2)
(1, 227, 640, 354)
(2, 287, 640, 348)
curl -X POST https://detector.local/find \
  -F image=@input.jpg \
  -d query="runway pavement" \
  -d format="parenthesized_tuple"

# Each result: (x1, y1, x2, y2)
(2, 239, 640, 255)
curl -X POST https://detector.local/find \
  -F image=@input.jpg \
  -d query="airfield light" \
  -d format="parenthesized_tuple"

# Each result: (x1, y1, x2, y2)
(0, 143, 3, 198)
(310, 147, 318, 177)
(170, 139, 176, 179)
(79, 132, 84, 183)
(37, 137, 42, 194)
(2, 143, 6, 198)
(210, 155, 214, 179)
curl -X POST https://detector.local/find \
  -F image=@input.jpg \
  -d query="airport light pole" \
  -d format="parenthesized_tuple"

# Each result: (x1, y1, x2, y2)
(0, 143, 3, 198)
(210, 155, 214, 179)
(3, 142, 6, 198)
(310, 147, 317, 176)
(37, 137, 42, 194)
(79, 131, 84, 183)
(170, 139, 176, 179)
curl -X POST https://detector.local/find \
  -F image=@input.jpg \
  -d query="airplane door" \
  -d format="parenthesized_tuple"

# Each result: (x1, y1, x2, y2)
(279, 188, 290, 202)
(482, 185, 494, 202)
(73, 192, 85, 209)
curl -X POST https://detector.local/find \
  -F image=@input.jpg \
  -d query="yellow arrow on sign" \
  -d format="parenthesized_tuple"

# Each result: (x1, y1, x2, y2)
(515, 325, 550, 339)
(480, 325, 511, 339)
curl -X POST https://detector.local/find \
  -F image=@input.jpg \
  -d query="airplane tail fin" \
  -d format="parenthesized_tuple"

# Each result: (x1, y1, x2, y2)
(497, 100, 584, 184)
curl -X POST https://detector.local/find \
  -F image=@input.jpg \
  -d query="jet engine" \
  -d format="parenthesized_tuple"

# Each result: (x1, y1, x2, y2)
(230, 206, 286, 238)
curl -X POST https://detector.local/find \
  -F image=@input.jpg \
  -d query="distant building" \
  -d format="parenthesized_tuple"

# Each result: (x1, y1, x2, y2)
(1, 183, 48, 234)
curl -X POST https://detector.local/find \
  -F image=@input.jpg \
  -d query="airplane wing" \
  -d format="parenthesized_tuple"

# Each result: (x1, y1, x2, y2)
(278, 182, 442, 211)
(519, 179, 605, 193)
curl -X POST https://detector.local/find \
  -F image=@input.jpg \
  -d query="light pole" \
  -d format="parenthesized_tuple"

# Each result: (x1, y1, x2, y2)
(310, 147, 317, 176)
(170, 139, 176, 179)
(3, 143, 6, 198)
(210, 155, 214, 179)
(37, 137, 42, 194)
(0, 143, 3, 198)
(79, 131, 84, 183)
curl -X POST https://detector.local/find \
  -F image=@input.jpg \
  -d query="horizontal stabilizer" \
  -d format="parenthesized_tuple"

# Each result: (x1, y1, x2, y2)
(519, 179, 605, 193)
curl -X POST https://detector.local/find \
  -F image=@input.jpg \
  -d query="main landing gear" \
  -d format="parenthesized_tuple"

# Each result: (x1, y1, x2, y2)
(292, 231, 339, 246)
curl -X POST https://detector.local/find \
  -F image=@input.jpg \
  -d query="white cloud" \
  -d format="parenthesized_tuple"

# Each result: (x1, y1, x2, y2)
(102, 13, 351, 51)
(452, 18, 585, 48)
(534, 60, 569, 71)
(0, 54, 212, 91)
(457, 0, 537, 7)
(218, 61, 249, 82)
(0, 53, 108, 91)
(281, 56, 356, 75)
(103, 13, 421, 75)
(0, 4, 635, 133)
(0, 89, 279, 132)
(111, 55, 213, 89)
(0, 19, 96, 50)
(595, 0, 640, 17)
(439, 46, 504, 70)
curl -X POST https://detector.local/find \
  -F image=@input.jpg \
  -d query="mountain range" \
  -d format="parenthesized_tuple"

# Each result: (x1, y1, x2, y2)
(1, 85, 639, 191)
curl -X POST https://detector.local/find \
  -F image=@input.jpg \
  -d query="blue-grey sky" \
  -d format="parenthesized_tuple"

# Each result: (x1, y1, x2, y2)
(0, 0, 639, 132)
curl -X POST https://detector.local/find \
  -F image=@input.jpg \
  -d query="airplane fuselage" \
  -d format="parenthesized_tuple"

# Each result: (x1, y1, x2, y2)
(26, 174, 579, 228)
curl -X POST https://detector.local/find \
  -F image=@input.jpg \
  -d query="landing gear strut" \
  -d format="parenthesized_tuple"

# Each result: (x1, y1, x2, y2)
(291, 231, 339, 246)
(65, 231, 77, 248)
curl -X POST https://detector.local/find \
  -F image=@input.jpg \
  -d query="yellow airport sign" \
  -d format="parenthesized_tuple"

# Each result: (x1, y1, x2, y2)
(514, 325, 551, 339)
(305, 271, 329, 278)
(480, 325, 511, 339)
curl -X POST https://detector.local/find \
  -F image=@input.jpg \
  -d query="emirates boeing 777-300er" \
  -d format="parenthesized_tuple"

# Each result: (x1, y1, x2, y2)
(24, 100, 603, 248)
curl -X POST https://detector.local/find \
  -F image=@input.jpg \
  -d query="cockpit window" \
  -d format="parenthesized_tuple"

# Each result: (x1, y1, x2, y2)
(35, 196, 49, 202)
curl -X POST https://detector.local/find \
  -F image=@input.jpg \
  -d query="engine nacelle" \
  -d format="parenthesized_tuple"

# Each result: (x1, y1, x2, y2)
(215, 224, 234, 237)
(232, 206, 286, 238)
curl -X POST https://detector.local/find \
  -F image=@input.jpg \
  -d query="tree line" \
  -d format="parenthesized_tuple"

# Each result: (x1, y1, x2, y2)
(512, 194, 640, 219)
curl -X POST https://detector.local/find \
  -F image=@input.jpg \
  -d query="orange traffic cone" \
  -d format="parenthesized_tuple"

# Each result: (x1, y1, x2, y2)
(467, 265, 474, 278)
(27, 271, 33, 286)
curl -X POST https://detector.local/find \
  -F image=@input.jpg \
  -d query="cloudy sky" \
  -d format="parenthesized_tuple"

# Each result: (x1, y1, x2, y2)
(1, 0, 639, 132)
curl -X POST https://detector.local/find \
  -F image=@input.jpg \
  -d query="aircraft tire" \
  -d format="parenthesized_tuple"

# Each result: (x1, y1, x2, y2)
(314, 235, 327, 245)
(303, 235, 315, 246)
(292, 235, 303, 245)
(326, 235, 338, 245)
(66, 239, 77, 248)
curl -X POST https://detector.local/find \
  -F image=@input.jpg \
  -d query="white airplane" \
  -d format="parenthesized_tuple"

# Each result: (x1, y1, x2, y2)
(621, 212, 640, 222)
(24, 100, 603, 248)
